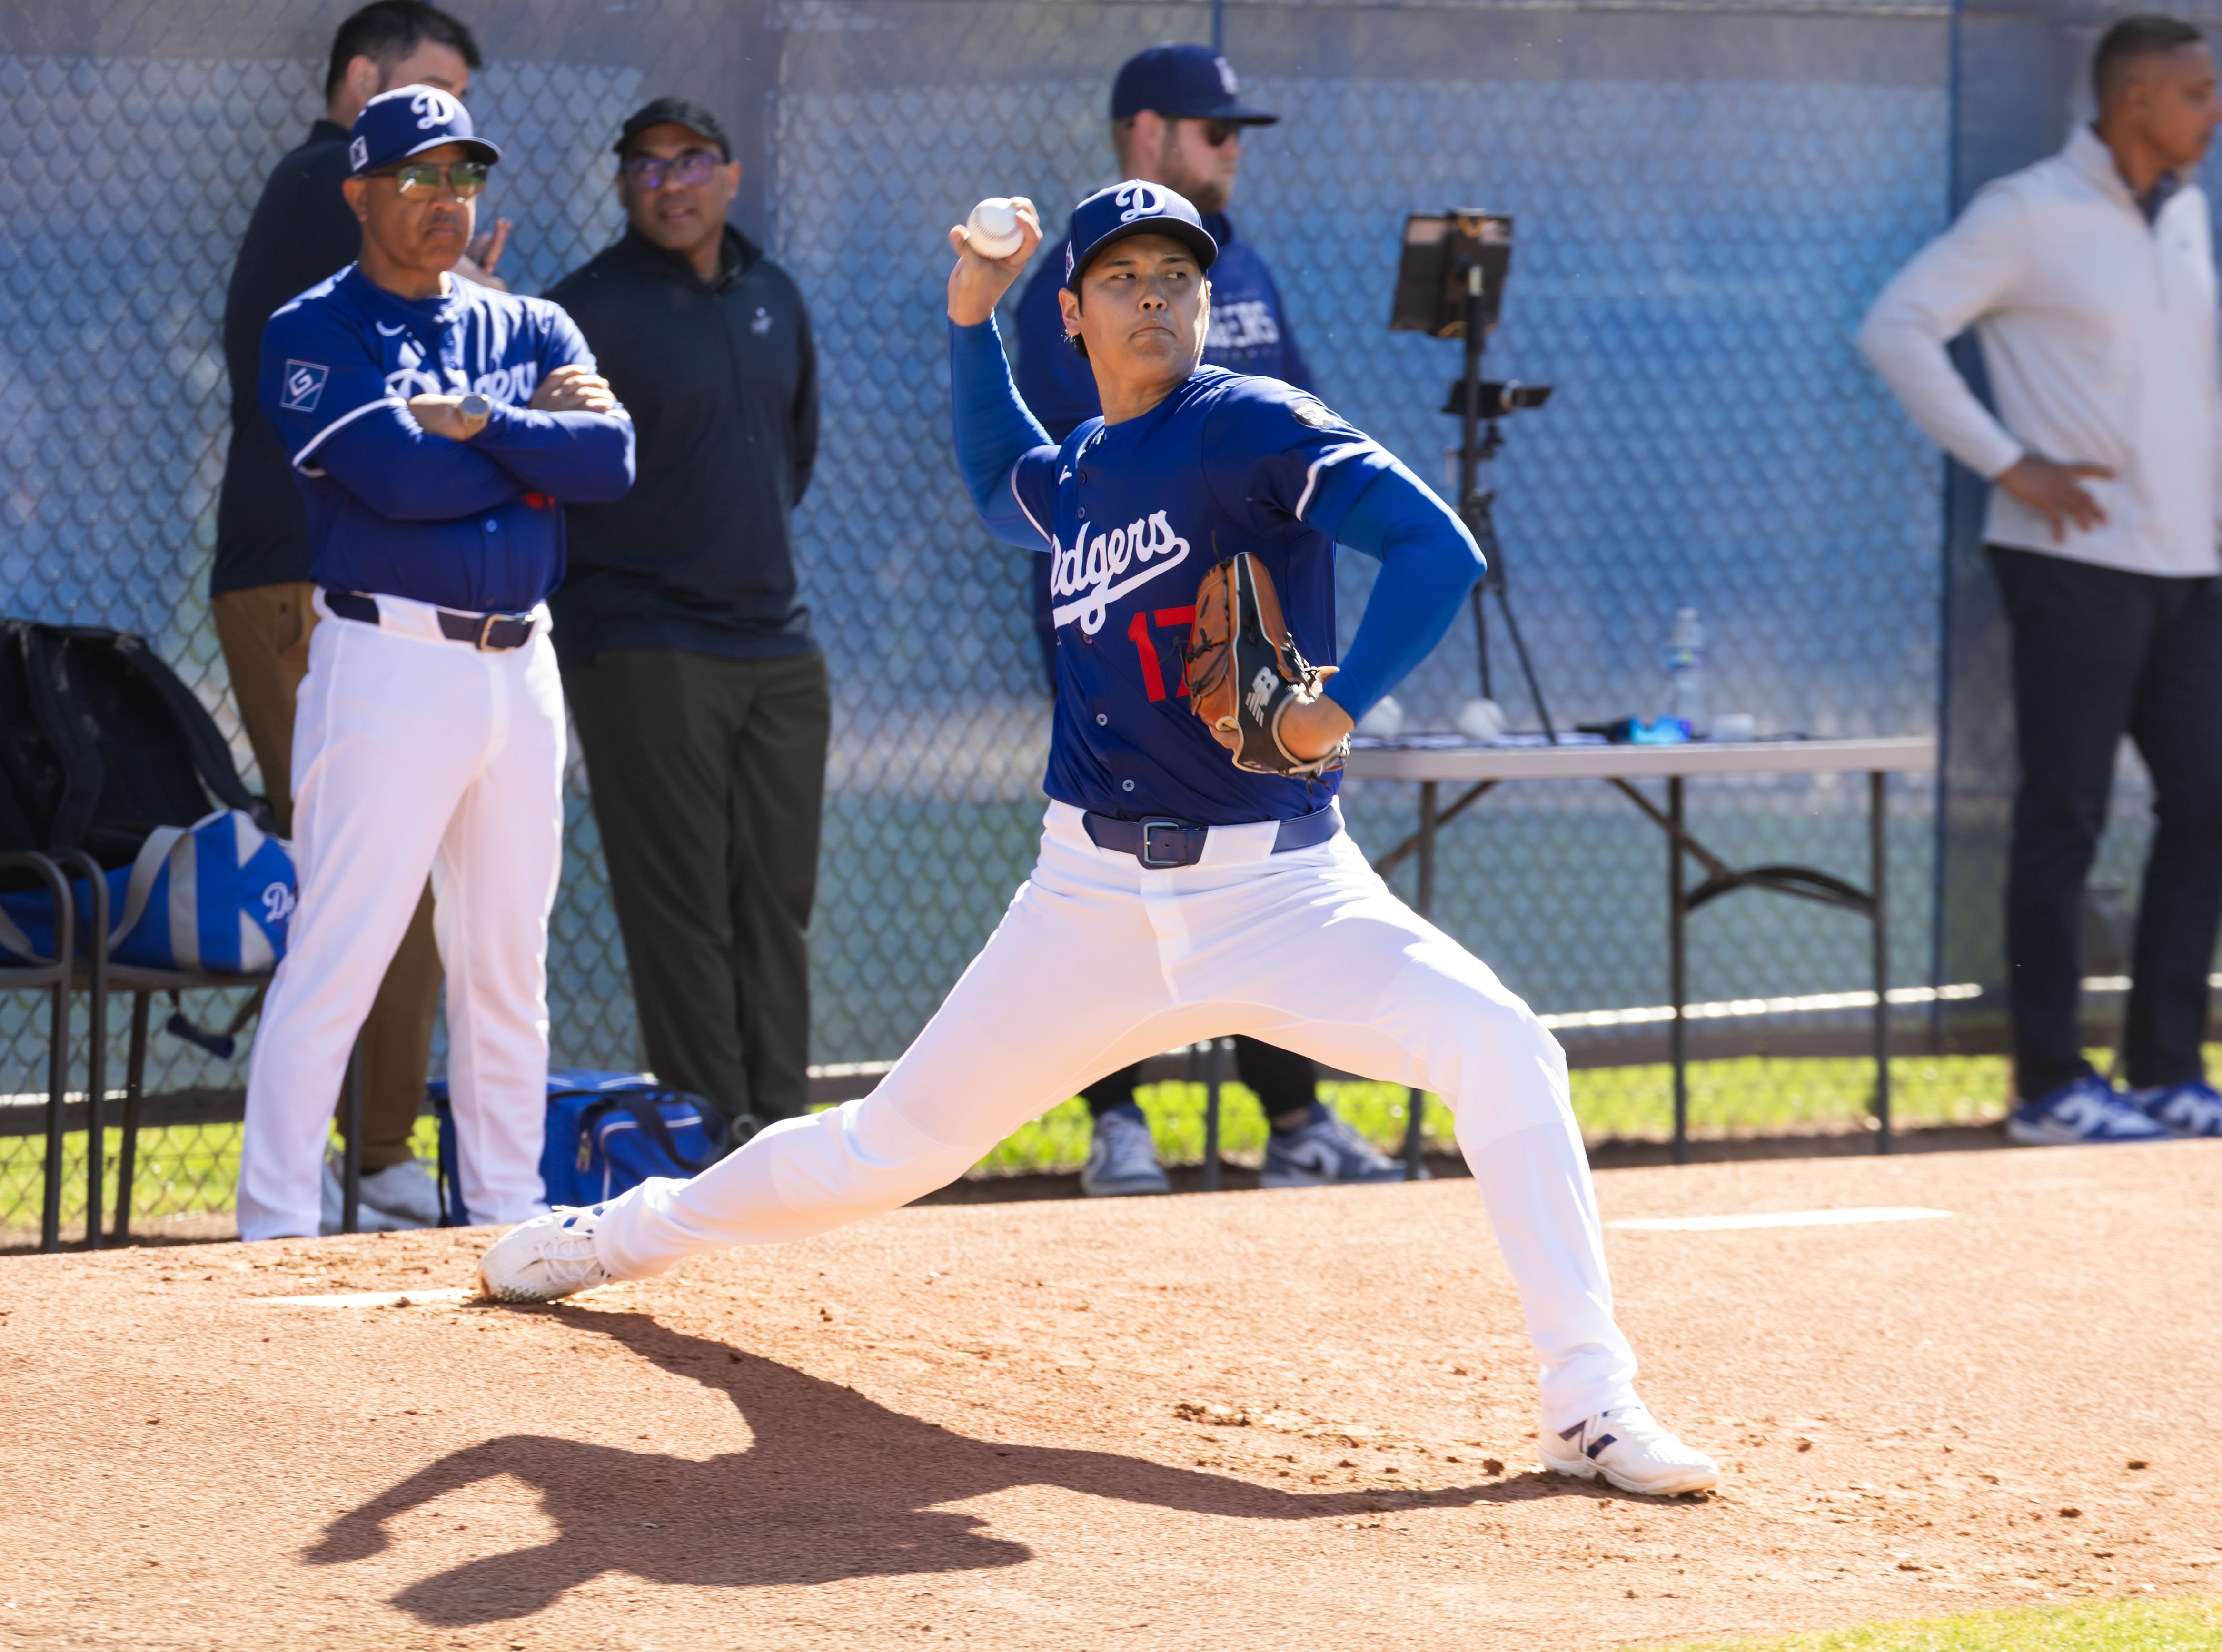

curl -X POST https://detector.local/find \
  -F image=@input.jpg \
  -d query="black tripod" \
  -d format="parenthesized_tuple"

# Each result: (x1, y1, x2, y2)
(1449, 262, 1557, 744)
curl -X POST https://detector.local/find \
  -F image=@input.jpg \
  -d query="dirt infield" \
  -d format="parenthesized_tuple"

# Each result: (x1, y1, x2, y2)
(4, 1144, 2219, 1651)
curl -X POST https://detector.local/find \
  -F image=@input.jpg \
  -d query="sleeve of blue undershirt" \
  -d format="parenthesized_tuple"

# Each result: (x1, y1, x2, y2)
(950, 316, 1058, 551)
(1322, 465, 1487, 721)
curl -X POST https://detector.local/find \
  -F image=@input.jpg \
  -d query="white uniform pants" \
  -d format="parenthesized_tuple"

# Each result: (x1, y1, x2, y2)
(595, 800, 1640, 1428)
(235, 595, 566, 1240)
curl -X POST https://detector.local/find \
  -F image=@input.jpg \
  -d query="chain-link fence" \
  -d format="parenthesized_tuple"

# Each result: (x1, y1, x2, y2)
(0, 0, 2179, 1240)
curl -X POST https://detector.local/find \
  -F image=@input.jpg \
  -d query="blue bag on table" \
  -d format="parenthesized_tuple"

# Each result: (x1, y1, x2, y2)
(428, 1069, 736, 1225)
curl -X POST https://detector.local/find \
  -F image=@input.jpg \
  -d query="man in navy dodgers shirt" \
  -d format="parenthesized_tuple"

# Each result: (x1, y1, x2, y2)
(237, 87, 635, 1242)
(478, 182, 1717, 1499)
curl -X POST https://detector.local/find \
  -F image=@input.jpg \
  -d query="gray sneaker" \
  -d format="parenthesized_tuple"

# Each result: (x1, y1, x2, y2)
(1261, 1103, 1421, 1188)
(1080, 1104, 1171, 1197)
(359, 1157, 443, 1225)
(317, 1154, 437, 1234)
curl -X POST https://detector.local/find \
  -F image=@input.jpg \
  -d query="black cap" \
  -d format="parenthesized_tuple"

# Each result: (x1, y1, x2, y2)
(615, 97, 734, 160)
(1111, 44, 1277, 125)
(1062, 180, 1219, 291)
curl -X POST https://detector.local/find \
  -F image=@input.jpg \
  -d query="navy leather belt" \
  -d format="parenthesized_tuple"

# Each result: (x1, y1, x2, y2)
(324, 590, 536, 651)
(1082, 806, 1340, 869)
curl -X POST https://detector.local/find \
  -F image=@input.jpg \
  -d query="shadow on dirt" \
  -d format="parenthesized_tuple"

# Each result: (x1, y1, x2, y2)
(307, 1309, 1612, 1624)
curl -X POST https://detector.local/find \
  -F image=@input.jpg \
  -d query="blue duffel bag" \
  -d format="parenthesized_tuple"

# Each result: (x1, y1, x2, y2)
(0, 808, 294, 972)
(429, 1069, 736, 1225)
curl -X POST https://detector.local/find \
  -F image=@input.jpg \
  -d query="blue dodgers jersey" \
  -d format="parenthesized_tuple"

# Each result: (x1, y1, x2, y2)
(1015, 213, 1313, 441)
(259, 266, 596, 611)
(1013, 368, 1393, 824)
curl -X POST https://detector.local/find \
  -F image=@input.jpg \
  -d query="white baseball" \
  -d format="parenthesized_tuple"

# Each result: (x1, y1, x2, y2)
(966, 197, 1023, 259)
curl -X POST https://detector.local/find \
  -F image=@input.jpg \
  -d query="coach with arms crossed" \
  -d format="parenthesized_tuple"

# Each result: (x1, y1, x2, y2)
(215, 0, 510, 1229)
(1015, 45, 1392, 1197)
(235, 88, 634, 1239)
(1859, 15, 2222, 1146)
(546, 99, 823, 1135)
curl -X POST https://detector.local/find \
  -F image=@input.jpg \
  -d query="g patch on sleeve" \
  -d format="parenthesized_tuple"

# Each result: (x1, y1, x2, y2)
(1290, 397, 1340, 429)
(279, 360, 330, 413)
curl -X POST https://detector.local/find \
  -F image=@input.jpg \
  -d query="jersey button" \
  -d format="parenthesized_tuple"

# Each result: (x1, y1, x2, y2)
(1121, 779, 1135, 792)
(1095, 713, 1108, 726)
(483, 519, 498, 533)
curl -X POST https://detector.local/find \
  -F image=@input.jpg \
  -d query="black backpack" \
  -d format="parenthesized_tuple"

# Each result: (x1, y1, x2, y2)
(0, 621, 267, 872)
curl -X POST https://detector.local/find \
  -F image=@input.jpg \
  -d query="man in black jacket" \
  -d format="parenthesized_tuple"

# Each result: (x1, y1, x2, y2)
(214, 0, 507, 1231)
(547, 99, 823, 1133)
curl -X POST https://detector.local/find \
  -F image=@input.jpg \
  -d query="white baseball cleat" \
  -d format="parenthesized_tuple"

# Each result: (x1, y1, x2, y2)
(477, 1206, 613, 1303)
(1539, 1405, 1719, 1496)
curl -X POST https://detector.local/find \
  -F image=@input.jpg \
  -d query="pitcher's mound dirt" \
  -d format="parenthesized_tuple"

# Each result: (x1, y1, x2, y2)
(4, 1145, 2220, 1651)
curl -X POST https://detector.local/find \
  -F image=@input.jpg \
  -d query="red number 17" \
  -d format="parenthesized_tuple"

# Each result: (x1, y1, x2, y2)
(1127, 606, 1196, 702)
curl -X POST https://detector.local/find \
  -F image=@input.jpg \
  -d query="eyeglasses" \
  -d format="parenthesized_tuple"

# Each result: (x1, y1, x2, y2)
(377, 160, 489, 198)
(622, 151, 722, 190)
(1199, 119, 1243, 148)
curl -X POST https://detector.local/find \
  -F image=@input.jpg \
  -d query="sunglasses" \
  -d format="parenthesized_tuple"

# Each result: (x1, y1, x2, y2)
(377, 160, 489, 198)
(1199, 119, 1243, 148)
(622, 151, 723, 190)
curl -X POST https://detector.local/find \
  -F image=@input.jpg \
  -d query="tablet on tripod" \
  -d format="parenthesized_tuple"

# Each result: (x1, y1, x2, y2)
(1389, 210, 1513, 339)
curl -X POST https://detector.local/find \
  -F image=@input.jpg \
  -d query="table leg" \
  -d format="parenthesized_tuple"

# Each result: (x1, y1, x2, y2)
(1407, 781, 1439, 1179)
(1669, 776, 1689, 1166)
(1872, 770, 1892, 1155)
(342, 1037, 364, 1235)
(1202, 1037, 1223, 1194)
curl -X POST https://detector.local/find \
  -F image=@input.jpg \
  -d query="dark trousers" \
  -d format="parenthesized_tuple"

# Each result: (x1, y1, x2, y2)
(1991, 547, 2222, 1098)
(1083, 1033, 1319, 1121)
(565, 648, 830, 1126)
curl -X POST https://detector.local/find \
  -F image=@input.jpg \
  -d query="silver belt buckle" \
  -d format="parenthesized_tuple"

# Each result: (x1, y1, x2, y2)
(1138, 819, 1192, 869)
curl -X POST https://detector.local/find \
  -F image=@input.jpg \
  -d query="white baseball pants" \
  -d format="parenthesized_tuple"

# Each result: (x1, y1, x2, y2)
(595, 800, 1641, 1428)
(235, 593, 566, 1240)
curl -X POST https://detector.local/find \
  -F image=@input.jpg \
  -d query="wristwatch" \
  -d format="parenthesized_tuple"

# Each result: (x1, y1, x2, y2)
(457, 392, 492, 425)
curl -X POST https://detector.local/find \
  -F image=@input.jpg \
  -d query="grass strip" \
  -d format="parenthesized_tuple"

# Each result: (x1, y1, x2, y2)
(0, 1045, 2046, 1231)
(1626, 1593, 2222, 1650)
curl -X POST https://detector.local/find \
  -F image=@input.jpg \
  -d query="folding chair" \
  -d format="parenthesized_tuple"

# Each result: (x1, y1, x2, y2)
(0, 851, 76, 1253)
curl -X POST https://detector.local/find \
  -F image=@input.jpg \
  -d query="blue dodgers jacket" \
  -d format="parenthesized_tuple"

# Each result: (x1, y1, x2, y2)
(258, 265, 635, 613)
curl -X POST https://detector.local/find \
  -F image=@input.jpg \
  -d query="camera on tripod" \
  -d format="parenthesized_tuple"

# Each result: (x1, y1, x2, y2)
(1386, 209, 1559, 742)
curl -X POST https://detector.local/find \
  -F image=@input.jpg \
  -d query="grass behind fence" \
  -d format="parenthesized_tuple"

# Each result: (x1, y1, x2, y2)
(2, 1050, 2030, 1243)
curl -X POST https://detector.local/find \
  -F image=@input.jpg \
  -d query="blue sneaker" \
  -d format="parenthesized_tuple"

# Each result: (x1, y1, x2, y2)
(1261, 1102, 1425, 1188)
(2006, 1076, 2172, 1146)
(1080, 1103, 1171, 1197)
(2130, 1080, 2222, 1138)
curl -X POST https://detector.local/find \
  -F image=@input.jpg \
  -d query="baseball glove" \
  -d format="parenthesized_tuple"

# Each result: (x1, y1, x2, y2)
(1183, 553, 1349, 778)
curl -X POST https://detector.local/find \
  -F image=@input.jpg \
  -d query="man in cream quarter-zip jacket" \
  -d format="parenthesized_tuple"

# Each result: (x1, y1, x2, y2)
(1859, 14, 2222, 1146)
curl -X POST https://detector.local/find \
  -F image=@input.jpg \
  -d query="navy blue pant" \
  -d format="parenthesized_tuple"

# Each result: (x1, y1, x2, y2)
(1991, 547, 2222, 1098)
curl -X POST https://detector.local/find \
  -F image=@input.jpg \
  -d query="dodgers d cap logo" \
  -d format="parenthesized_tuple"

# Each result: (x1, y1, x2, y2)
(1062, 179, 1218, 290)
(347, 83, 504, 176)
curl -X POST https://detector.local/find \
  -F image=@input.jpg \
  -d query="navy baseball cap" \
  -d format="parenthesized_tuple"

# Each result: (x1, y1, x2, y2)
(347, 84, 502, 176)
(1063, 180, 1220, 290)
(1111, 44, 1278, 125)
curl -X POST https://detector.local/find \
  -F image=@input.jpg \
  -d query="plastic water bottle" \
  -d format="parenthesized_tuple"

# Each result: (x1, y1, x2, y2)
(1663, 607, 1707, 735)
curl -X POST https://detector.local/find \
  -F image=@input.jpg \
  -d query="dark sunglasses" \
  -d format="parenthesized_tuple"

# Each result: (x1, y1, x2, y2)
(1199, 119, 1243, 148)
(622, 150, 723, 190)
